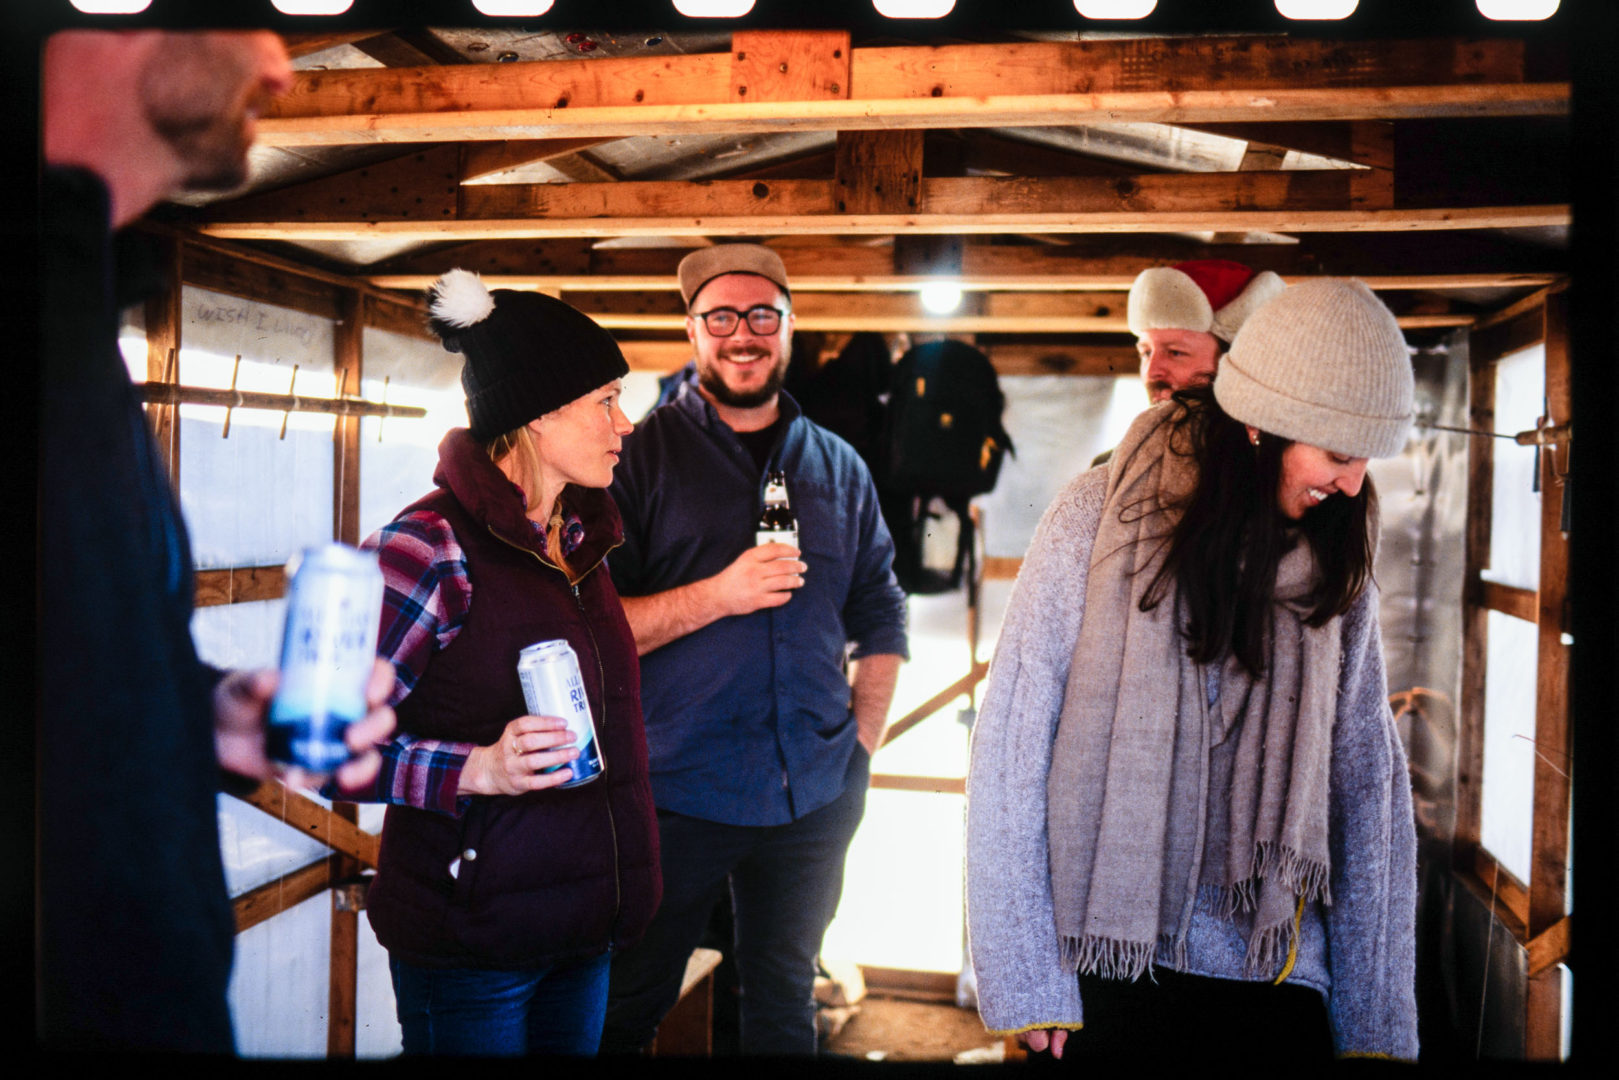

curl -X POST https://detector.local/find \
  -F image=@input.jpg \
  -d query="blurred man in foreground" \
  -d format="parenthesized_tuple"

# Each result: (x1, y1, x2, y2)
(39, 31, 394, 1052)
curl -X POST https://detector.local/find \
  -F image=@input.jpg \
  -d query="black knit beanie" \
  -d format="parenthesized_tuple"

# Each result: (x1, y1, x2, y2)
(426, 268, 630, 441)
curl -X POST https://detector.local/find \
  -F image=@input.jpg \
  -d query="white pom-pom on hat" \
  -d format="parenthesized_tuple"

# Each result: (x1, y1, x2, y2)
(429, 268, 496, 328)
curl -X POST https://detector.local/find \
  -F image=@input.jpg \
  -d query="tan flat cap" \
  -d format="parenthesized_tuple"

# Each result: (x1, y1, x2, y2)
(677, 244, 792, 308)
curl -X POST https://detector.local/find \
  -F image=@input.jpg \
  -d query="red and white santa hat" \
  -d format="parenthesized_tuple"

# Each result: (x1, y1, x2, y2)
(1126, 259, 1287, 344)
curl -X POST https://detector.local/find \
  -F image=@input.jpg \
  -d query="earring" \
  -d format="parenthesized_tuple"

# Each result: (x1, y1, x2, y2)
(1249, 431, 1260, 447)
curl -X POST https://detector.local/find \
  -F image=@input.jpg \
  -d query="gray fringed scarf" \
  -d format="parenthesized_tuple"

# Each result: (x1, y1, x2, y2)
(1047, 403, 1342, 981)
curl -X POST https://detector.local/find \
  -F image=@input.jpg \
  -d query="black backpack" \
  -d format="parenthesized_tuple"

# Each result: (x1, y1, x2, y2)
(785, 332, 892, 469)
(876, 340, 1014, 595)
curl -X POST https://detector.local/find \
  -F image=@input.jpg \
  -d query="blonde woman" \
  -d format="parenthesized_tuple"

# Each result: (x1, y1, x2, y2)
(345, 271, 661, 1056)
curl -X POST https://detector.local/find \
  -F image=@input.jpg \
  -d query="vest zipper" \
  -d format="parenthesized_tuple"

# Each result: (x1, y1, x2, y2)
(573, 578, 625, 950)
(490, 525, 627, 950)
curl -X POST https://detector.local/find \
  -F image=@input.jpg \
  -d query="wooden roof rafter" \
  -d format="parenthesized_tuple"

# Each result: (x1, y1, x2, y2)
(258, 34, 1568, 147)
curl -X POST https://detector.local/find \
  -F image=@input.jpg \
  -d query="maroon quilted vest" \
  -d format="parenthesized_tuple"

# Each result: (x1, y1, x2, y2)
(365, 429, 661, 969)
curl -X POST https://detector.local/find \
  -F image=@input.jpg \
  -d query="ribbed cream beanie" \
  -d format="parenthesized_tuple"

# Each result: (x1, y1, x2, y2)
(1214, 278, 1414, 459)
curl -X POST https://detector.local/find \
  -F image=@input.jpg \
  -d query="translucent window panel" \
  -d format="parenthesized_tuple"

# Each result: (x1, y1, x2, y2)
(823, 788, 966, 975)
(356, 912, 403, 1058)
(974, 375, 1148, 558)
(217, 787, 335, 898)
(622, 370, 664, 423)
(177, 289, 336, 568)
(192, 597, 286, 672)
(118, 303, 146, 383)
(228, 891, 333, 1057)
(228, 871, 402, 1058)
(357, 327, 468, 542)
(1481, 344, 1544, 591)
(1481, 609, 1539, 884)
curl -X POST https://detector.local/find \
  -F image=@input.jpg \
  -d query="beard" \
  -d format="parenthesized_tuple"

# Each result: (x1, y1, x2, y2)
(139, 36, 269, 192)
(697, 345, 789, 410)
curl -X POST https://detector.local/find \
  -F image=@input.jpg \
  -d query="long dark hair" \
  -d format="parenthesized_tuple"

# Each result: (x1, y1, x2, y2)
(1140, 385, 1377, 678)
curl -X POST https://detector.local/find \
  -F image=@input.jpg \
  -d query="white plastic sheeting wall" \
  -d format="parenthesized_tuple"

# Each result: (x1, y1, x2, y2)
(356, 325, 468, 542)
(160, 287, 457, 1059)
(974, 374, 1149, 558)
(826, 371, 1147, 974)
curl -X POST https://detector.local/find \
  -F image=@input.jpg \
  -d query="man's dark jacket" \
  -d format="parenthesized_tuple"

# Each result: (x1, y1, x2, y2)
(38, 167, 238, 1051)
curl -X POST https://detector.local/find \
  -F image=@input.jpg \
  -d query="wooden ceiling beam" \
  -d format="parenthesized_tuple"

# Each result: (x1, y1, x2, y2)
(200, 170, 1568, 240)
(258, 37, 1565, 147)
(541, 287, 1472, 334)
(256, 85, 1569, 147)
(365, 232, 1563, 286)
(371, 268, 1561, 295)
(566, 290, 1131, 321)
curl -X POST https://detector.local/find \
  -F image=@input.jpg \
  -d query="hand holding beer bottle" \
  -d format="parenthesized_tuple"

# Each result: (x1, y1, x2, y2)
(706, 468, 805, 615)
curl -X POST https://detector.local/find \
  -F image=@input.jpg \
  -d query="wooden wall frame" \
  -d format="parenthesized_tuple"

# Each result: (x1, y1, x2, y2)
(133, 229, 409, 1057)
(1454, 286, 1573, 1060)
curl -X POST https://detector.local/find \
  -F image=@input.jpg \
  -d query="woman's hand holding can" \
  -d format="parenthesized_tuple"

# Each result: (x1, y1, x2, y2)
(458, 715, 580, 796)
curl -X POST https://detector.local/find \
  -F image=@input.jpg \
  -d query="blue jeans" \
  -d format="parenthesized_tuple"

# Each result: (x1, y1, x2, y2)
(601, 747, 869, 1055)
(389, 951, 611, 1056)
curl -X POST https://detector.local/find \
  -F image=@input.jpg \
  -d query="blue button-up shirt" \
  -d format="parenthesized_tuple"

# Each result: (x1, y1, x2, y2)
(608, 384, 909, 826)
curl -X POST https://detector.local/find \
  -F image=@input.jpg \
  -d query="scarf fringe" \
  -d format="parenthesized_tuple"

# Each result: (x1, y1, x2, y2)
(1242, 919, 1294, 979)
(1059, 934, 1156, 981)
(1206, 843, 1333, 920)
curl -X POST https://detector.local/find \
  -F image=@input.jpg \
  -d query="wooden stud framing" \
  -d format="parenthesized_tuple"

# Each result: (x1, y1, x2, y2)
(1453, 289, 1573, 1060)
(835, 129, 924, 215)
(194, 564, 289, 608)
(143, 235, 183, 490)
(1528, 291, 1573, 940)
(238, 781, 382, 867)
(328, 803, 363, 1059)
(234, 854, 347, 934)
(334, 290, 365, 548)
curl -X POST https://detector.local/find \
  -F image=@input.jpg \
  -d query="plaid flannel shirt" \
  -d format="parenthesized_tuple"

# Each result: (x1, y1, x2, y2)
(353, 507, 583, 816)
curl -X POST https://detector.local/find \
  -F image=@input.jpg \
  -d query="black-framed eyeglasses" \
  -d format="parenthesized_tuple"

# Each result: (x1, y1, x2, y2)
(694, 305, 784, 337)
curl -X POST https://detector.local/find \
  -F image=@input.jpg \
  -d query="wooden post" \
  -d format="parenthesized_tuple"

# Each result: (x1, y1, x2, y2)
(334, 290, 364, 546)
(1524, 291, 1572, 1061)
(328, 805, 361, 1059)
(835, 129, 925, 216)
(1453, 329, 1498, 862)
(328, 288, 365, 1057)
(1348, 120, 1396, 211)
(1527, 290, 1572, 938)
(143, 235, 183, 489)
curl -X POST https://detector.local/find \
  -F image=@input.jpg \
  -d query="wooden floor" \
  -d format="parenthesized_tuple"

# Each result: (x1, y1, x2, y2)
(823, 996, 1004, 1063)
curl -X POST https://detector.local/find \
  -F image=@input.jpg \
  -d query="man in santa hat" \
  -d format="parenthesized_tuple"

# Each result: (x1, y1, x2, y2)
(1092, 259, 1286, 467)
(1128, 259, 1287, 403)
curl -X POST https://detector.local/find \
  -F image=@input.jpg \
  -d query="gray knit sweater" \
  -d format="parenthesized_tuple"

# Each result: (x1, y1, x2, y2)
(965, 466, 1419, 1059)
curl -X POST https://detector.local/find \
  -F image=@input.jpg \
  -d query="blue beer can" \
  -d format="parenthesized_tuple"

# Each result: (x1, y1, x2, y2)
(516, 639, 604, 788)
(266, 543, 384, 773)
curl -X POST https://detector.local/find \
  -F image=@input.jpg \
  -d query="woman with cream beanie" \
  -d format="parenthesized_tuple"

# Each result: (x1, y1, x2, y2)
(968, 278, 1419, 1062)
